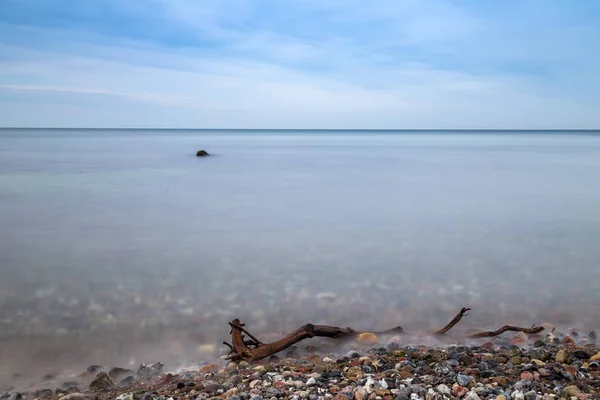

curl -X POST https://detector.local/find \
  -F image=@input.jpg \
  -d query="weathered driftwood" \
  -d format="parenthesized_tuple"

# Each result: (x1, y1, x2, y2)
(223, 307, 544, 362)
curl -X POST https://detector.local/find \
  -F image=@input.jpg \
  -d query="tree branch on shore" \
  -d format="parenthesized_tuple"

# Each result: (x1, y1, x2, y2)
(223, 307, 544, 362)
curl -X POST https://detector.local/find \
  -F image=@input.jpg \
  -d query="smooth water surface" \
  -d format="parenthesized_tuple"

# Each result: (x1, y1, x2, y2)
(1, 129, 600, 385)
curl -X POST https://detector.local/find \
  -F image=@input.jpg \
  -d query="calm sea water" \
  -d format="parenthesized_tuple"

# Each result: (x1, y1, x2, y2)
(1, 129, 600, 383)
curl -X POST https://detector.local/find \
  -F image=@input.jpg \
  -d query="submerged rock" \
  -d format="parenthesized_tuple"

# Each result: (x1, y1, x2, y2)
(58, 394, 97, 400)
(137, 362, 164, 377)
(88, 372, 114, 391)
(108, 367, 134, 381)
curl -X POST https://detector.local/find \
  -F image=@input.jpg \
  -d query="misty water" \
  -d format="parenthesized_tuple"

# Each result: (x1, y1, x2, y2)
(1, 129, 600, 387)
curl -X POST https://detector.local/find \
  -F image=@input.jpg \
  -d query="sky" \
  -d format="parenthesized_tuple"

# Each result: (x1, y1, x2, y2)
(0, 0, 599, 129)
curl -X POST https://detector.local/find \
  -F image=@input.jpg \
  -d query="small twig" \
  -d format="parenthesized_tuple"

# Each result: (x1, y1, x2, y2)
(222, 342, 234, 350)
(433, 307, 471, 335)
(229, 320, 264, 346)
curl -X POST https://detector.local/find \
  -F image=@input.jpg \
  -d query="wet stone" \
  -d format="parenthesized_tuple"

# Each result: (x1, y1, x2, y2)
(141, 391, 158, 400)
(58, 395, 97, 400)
(509, 357, 522, 365)
(109, 367, 133, 381)
(347, 350, 360, 359)
(362, 365, 375, 374)
(452, 386, 468, 398)
(456, 373, 470, 386)
(118, 375, 134, 388)
(572, 350, 590, 359)
(137, 362, 164, 377)
(34, 389, 53, 398)
(523, 390, 537, 400)
(555, 350, 567, 363)
(203, 383, 224, 395)
(477, 362, 490, 371)
(447, 359, 460, 367)
(89, 372, 114, 391)
(387, 343, 401, 351)
(265, 387, 281, 398)
(87, 366, 103, 374)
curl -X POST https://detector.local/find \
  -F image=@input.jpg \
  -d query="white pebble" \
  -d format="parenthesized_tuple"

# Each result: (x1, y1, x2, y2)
(437, 384, 451, 395)
(249, 379, 262, 388)
(512, 391, 525, 400)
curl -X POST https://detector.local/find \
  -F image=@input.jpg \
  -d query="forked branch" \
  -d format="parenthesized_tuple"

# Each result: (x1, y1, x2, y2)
(433, 307, 471, 335)
(225, 307, 544, 362)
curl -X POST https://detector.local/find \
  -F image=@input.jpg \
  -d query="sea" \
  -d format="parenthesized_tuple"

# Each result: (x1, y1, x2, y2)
(1, 129, 600, 386)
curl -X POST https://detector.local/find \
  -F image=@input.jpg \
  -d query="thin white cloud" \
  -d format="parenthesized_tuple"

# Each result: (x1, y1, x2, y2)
(0, 84, 188, 106)
(0, 0, 599, 128)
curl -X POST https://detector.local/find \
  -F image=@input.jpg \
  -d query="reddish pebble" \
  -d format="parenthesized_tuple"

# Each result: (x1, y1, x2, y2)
(563, 336, 575, 344)
(481, 342, 495, 350)
(332, 394, 347, 400)
(155, 373, 175, 385)
(356, 332, 379, 345)
(199, 363, 219, 373)
(520, 371, 534, 381)
(305, 354, 321, 363)
(565, 365, 578, 376)
(452, 386, 468, 398)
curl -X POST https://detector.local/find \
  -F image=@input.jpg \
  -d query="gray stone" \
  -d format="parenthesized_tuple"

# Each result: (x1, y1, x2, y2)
(347, 350, 360, 359)
(436, 384, 451, 396)
(456, 373, 470, 386)
(523, 391, 537, 400)
(264, 387, 281, 398)
(58, 395, 97, 400)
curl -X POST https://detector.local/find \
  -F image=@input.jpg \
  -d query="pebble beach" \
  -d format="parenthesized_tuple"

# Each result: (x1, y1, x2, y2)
(2, 325, 599, 400)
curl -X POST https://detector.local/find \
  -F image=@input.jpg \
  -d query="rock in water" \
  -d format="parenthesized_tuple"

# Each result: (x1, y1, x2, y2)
(59, 395, 97, 400)
(137, 362, 164, 377)
(196, 150, 210, 157)
(88, 372, 115, 391)
(356, 332, 379, 345)
(108, 367, 133, 381)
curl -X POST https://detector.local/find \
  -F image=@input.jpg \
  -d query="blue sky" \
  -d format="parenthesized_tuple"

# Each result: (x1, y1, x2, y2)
(0, 0, 599, 128)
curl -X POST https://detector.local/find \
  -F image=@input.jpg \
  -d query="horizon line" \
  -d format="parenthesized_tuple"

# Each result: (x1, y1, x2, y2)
(1, 127, 600, 132)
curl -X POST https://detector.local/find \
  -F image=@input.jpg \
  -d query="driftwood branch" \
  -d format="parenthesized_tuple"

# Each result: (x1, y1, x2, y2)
(225, 307, 544, 362)
(467, 324, 544, 339)
(433, 307, 471, 335)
